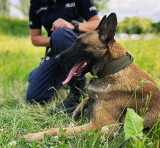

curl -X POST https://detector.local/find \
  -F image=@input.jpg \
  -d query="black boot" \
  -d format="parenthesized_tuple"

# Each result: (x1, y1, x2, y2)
(51, 79, 86, 114)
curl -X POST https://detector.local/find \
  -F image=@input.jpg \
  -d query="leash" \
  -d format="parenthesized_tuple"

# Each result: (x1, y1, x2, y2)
(97, 52, 134, 79)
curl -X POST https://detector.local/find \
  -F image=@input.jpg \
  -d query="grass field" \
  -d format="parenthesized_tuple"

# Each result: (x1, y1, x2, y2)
(0, 34, 160, 147)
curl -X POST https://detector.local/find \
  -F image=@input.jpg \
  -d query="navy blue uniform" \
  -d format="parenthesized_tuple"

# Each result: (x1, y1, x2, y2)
(29, 0, 97, 36)
(26, 0, 98, 103)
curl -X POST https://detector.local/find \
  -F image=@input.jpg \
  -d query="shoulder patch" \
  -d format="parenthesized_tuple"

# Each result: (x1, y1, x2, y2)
(65, 2, 76, 8)
(89, 6, 97, 11)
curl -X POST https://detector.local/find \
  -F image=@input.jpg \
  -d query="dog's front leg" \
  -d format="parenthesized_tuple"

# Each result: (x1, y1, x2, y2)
(72, 97, 89, 121)
(24, 122, 96, 142)
(23, 131, 45, 142)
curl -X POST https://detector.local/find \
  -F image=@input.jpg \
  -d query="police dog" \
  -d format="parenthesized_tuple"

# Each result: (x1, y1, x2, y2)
(24, 13, 160, 141)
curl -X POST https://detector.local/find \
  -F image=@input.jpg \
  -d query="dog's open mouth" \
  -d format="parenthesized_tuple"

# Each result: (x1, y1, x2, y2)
(62, 60, 88, 85)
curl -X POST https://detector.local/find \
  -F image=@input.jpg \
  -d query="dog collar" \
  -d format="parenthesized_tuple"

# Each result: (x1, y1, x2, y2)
(97, 52, 134, 79)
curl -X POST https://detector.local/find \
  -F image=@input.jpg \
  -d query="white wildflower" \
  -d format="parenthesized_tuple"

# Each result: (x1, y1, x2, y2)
(0, 128, 3, 132)
(54, 136, 59, 139)
(8, 141, 16, 147)
(69, 122, 75, 127)
(101, 126, 109, 134)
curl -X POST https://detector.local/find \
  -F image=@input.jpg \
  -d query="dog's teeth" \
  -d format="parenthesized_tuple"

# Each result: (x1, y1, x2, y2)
(73, 73, 77, 76)
(82, 62, 87, 67)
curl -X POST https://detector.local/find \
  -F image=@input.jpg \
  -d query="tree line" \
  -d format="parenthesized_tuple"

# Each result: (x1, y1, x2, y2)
(0, 0, 29, 17)
(0, 0, 107, 18)
(0, 0, 159, 34)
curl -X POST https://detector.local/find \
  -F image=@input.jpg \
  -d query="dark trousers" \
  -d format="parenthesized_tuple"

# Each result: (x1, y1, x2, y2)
(26, 28, 86, 103)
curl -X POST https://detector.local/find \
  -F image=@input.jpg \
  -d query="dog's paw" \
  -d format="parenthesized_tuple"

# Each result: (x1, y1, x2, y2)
(23, 132, 44, 142)
(72, 109, 81, 121)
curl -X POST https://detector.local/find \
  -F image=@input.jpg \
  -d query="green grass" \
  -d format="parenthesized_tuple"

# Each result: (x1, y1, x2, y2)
(120, 36, 160, 81)
(0, 34, 160, 147)
(0, 17, 29, 36)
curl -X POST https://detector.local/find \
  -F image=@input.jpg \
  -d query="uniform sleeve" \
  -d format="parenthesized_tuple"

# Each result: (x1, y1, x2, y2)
(29, 0, 42, 29)
(77, 0, 98, 21)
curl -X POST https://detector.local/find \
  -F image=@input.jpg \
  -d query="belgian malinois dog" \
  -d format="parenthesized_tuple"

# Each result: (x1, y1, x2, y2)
(24, 13, 160, 141)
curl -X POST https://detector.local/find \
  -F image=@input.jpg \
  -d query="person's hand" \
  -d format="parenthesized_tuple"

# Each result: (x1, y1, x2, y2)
(51, 18, 74, 31)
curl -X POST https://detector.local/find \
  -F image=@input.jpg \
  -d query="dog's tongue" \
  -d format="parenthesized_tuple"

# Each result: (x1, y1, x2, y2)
(62, 61, 85, 85)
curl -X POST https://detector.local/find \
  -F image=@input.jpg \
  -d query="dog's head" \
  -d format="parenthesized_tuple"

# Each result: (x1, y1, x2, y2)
(56, 13, 126, 84)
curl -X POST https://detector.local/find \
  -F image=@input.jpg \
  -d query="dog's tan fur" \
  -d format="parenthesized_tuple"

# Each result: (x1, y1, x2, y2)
(24, 13, 160, 141)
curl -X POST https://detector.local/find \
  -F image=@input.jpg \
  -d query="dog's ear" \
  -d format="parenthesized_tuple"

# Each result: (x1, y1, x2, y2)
(95, 15, 107, 30)
(98, 13, 117, 43)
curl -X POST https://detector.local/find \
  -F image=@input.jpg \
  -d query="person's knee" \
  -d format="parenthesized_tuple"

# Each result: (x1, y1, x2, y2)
(51, 28, 67, 40)
(50, 28, 77, 53)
